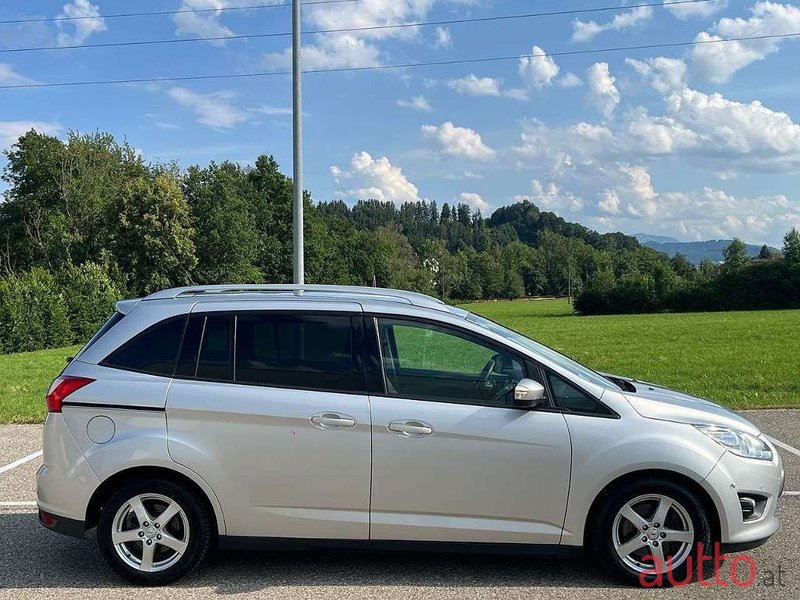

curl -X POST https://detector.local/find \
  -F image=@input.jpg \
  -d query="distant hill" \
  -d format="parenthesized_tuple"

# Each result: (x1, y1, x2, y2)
(635, 235, 778, 264)
(634, 233, 680, 245)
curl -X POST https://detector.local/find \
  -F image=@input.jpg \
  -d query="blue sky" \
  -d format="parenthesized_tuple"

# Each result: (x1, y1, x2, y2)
(2, 0, 800, 246)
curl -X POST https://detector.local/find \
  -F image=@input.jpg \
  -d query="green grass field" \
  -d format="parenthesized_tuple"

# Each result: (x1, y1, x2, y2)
(0, 300, 798, 423)
(462, 299, 800, 409)
(0, 345, 81, 423)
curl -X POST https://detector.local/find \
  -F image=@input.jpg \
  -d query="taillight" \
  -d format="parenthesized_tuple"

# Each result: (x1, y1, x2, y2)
(45, 376, 95, 412)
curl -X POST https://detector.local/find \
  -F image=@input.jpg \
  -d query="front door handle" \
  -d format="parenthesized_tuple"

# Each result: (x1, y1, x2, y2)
(310, 413, 356, 429)
(387, 420, 434, 437)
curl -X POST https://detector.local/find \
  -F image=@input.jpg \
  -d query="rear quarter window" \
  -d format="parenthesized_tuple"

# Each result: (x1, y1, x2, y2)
(101, 315, 187, 376)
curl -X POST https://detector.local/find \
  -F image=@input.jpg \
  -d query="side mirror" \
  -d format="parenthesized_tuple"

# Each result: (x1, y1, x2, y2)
(513, 378, 546, 409)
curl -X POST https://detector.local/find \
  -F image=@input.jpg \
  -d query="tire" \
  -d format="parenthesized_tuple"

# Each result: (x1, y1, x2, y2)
(591, 478, 713, 587)
(97, 478, 211, 585)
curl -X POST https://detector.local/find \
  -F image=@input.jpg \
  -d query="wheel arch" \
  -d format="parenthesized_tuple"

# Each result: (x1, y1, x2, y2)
(85, 466, 221, 539)
(582, 468, 721, 547)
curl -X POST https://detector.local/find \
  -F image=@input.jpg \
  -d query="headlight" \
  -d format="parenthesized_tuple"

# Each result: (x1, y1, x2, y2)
(694, 425, 773, 461)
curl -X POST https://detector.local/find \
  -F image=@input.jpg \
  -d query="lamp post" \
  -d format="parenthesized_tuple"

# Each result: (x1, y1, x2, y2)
(292, 0, 304, 285)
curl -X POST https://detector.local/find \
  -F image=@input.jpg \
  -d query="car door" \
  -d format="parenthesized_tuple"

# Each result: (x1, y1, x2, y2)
(166, 302, 372, 540)
(368, 316, 572, 545)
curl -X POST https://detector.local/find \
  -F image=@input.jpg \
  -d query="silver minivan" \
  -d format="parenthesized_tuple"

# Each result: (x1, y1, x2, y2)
(37, 285, 784, 586)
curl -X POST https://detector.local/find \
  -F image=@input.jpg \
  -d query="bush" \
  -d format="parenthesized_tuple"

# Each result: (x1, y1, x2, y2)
(57, 262, 122, 344)
(0, 268, 71, 353)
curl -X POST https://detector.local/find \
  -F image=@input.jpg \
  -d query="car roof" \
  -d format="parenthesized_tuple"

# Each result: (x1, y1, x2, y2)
(135, 284, 459, 315)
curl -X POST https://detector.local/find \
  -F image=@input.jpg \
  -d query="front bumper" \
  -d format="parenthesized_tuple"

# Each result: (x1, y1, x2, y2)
(702, 444, 784, 548)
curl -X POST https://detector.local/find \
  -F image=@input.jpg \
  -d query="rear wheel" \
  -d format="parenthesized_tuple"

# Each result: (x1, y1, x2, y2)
(97, 479, 211, 585)
(592, 478, 713, 586)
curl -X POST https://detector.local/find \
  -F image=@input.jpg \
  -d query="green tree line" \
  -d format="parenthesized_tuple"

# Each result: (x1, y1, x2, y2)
(1, 130, 798, 352)
(575, 233, 800, 315)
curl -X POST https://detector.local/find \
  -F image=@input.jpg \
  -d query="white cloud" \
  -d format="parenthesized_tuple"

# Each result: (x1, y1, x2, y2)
(421, 121, 496, 160)
(571, 6, 653, 43)
(556, 72, 583, 88)
(434, 26, 452, 49)
(249, 105, 293, 116)
(664, 87, 800, 159)
(617, 164, 657, 218)
(0, 121, 62, 149)
(443, 170, 484, 180)
(397, 95, 432, 111)
(622, 107, 699, 154)
(664, 0, 727, 19)
(586, 62, 620, 119)
(690, 2, 800, 83)
(599, 183, 799, 244)
(266, 0, 435, 70)
(264, 34, 381, 69)
(598, 189, 622, 215)
(517, 80, 800, 172)
(167, 87, 249, 129)
(518, 180, 584, 213)
(626, 56, 687, 94)
(332, 151, 422, 204)
(0, 64, 36, 86)
(57, 0, 107, 46)
(518, 46, 559, 89)
(448, 74, 503, 97)
(513, 127, 800, 243)
(446, 71, 537, 100)
(455, 192, 489, 212)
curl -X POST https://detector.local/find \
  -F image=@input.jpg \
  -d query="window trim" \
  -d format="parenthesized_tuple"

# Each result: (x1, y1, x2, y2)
(100, 314, 188, 378)
(366, 313, 552, 410)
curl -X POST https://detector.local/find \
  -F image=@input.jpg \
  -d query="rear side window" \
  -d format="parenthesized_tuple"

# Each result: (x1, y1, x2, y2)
(235, 314, 358, 392)
(197, 315, 234, 380)
(102, 316, 186, 376)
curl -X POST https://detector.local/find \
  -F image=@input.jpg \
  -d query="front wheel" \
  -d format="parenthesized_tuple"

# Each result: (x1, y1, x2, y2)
(97, 478, 211, 585)
(592, 478, 713, 586)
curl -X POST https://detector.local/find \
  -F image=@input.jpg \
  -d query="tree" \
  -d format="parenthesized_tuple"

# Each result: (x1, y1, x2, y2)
(722, 238, 749, 273)
(670, 253, 695, 278)
(783, 227, 800, 268)
(758, 244, 773, 260)
(110, 174, 197, 295)
(183, 162, 262, 284)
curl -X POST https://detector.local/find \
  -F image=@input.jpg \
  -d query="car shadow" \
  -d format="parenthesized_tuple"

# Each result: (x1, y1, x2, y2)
(0, 512, 626, 592)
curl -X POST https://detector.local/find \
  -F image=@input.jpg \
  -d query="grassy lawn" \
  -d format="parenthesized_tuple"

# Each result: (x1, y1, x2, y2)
(0, 345, 81, 423)
(462, 299, 800, 409)
(1, 300, 798, 423)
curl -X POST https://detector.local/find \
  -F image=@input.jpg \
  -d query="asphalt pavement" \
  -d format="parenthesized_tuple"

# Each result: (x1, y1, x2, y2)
(1, 411, 799, 599)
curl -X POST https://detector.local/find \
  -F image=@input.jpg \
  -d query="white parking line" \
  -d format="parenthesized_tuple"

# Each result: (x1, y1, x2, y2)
(0, 450, 42, 475)
(783, 491, 800, 497)
(766, 435, 800, 459)
(0, 501, 37, 508)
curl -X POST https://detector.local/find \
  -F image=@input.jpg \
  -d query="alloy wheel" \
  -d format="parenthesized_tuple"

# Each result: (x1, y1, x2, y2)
(611, 493, 695, 574)
(111, 493, 190, 573)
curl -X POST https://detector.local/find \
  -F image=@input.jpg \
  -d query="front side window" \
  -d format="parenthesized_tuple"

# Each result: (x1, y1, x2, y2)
(235, 314, 357, 393)
(102, 315, 186, 376)
(377, 318, 525, 406)
(547, 371, 613, 416)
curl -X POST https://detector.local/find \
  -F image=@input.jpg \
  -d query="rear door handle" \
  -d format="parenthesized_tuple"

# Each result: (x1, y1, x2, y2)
(310, 413, 356, 429)
(387, 420, 434, 437)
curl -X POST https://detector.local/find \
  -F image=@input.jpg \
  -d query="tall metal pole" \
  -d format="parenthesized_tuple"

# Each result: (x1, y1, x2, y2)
(292, 0, 304, 285)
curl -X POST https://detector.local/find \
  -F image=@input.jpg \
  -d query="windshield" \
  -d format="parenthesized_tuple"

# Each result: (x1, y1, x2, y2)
(465, 312, 617, 390)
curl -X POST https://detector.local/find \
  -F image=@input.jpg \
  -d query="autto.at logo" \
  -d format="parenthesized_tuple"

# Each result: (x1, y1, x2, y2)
(640, 542, 756, 588)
